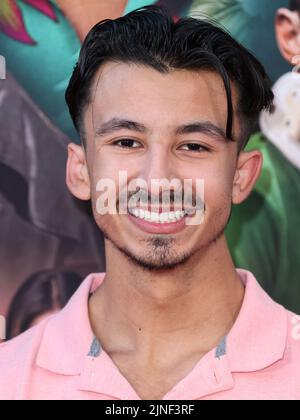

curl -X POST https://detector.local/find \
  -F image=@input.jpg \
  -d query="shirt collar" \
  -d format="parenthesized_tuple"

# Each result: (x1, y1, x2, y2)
(228, 269, 287, 372)
(36, 273, 104, 375)
(36, 269, 288, 394)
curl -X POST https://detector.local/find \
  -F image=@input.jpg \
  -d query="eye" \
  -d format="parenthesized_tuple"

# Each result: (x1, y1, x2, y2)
(113, 139, 141, 148)
(179, 143, 209, 152)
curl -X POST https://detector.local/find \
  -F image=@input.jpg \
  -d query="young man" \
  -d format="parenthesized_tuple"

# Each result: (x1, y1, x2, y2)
(0, 6, 300, 400)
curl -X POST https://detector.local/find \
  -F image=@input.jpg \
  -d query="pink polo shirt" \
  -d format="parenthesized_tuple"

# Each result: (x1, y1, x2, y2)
(0, 269, 300, 400)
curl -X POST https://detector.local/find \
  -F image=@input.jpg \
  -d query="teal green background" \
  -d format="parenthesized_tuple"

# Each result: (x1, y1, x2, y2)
(0, 1, 80, 141)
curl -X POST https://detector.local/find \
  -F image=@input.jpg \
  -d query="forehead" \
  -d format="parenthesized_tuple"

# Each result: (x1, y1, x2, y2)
(87, 61, 240, 133)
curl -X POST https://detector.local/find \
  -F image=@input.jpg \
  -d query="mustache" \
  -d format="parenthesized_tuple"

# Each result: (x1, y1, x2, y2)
(118, 188, 202, 209)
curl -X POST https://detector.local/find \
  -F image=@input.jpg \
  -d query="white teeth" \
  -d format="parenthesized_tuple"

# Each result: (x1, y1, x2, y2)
(159, 213, 168, 223)
(129, 208, 186, 223)
(150, 212, 160, 222)
(168, 212, 176, 222)
(175, 211, 183, 220)
(144, 210, 151, 220)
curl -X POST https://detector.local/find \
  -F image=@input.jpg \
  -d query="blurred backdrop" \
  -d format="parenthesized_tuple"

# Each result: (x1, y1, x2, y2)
(0, 0, 299, 339)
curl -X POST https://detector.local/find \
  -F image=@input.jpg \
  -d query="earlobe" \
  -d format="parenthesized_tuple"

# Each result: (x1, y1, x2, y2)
(275, 8, 300, 64)
(66, 143, 91, 200)
(232, 150, 262, 205)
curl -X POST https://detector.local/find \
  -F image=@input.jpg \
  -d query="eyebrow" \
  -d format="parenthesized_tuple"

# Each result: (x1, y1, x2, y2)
(95, 117, 229, 142)
(95, 118, 147, 137)
(175, 121, 227, 141)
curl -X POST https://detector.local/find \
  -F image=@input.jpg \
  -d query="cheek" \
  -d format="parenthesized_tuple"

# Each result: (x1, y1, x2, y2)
(200, 166, 234, 212)
(89, 155, 140, 217)
(89, 155, 124, 199)
(90, 149, 140, 181)
(204, 183, 231, 217)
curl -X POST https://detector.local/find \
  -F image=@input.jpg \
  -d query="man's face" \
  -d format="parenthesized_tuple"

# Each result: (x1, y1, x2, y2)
(78, 62, 244, 271)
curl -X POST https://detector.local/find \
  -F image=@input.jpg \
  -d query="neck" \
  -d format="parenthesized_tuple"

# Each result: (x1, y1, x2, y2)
(89, 235, 245, 360)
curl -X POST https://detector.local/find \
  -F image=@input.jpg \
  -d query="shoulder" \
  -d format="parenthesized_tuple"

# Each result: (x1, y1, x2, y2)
(0, 318, 50, 400)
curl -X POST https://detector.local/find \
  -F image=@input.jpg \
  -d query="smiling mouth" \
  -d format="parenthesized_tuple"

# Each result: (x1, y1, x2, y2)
(127, 207, 197, 224)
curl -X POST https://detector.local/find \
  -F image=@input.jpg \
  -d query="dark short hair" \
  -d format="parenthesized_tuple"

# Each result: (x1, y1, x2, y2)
(290, 0, 300, 10)
(66, 5, 274, 150)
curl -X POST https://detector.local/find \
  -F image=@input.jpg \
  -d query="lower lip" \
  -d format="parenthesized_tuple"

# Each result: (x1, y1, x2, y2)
(127, 213, 189, 234)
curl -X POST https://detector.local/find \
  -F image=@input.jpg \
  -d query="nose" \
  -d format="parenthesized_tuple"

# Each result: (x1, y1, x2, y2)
(137, 143, 183, 208)
(140, 143, 175, 186)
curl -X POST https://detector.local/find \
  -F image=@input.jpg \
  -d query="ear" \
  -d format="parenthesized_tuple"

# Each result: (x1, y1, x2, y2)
(66, 143, 91, 200)
(275, 8, 300, 64)
(232, 150, 263, 205)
